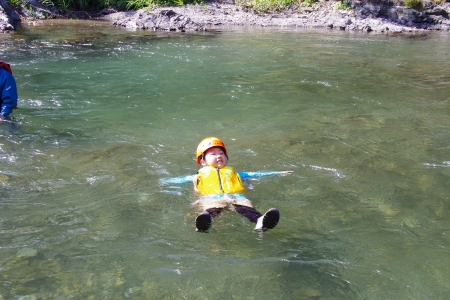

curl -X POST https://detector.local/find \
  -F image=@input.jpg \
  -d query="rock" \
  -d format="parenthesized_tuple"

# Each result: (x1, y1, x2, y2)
(2, 0, 450, 33)
(16, 248, 38, 258)
(3, 22, 13, 30)
(0, 0, 15, 32)
(0, 174, 9, 183)
(113, 9, 204, 32)
(361, 24, 372, 32)
(107, 1, 450, 33)
(1, 0, 58, 32)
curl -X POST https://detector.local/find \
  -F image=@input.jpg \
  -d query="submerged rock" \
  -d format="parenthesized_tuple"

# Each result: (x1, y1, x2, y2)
(16, 248, 38, 258)
(0, 174, 9, 183)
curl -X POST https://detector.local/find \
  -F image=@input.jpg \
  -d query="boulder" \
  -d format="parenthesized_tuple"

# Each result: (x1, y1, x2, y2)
(0, 0, 19, 32)
(114, 9, 205, 32)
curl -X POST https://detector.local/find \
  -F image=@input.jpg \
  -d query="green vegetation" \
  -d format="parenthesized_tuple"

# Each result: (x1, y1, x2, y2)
(235, 0, 293, 13)
(7, 0, 23, 7)
(5, 0, 437, 14)
(125, 0, 201, 10)
(7, 0, 319, 13)
(302, 0, 319, 6)
(7, 0, 201, 12)
(331, 0, 351, 10)
(404, 0, 422, 9)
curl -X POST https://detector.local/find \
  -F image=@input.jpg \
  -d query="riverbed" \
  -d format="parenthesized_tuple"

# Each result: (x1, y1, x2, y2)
(1, 21, 449, 299)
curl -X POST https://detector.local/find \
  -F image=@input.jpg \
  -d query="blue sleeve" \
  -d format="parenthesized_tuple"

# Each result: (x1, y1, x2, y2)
(159, 175, 196, 185)
(0, 69, 18, 118)
(160, 171, 286, 185)
(237, 171, 288, 180)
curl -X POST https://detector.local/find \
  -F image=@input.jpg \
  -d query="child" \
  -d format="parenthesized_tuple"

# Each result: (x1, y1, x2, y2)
(161, 137, 292, 233)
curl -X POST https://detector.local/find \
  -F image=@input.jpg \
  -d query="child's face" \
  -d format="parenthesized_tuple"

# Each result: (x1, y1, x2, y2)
(202, 147, 227, 168)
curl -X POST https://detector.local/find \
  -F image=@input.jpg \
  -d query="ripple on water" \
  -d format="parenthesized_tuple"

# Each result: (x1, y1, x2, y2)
(1, 25, 450, 299)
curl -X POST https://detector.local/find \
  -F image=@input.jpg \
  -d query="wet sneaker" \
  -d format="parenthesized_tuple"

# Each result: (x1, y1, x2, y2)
(195, 211, 212, 232)
(254, 208, 280, 232)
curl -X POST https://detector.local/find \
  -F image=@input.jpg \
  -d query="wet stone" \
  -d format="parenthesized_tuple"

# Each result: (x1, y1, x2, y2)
(16, 248, 38, 258)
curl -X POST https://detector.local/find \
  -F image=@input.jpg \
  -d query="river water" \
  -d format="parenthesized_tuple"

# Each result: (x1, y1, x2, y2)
(1, 20, 449, 299)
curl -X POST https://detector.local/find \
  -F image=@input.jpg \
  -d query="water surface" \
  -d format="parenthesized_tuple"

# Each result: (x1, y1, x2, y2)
(1, 20, 449, 299)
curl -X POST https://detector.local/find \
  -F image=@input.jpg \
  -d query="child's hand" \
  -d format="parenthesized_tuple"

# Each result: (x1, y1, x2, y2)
(279, 171, 294, 176)
(245, 178, 254, 190)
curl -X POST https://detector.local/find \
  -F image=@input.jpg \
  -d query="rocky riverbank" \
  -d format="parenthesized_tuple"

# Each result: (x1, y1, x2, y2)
(105, 0, 450, 33)
(1, 0, 450, 33)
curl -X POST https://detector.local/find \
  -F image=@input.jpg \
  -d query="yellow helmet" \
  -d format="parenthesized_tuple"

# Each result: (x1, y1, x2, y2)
(196, 137, 227, 164)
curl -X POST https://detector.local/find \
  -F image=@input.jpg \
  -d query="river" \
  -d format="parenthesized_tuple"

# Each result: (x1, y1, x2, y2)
(0, 20, 449, 299)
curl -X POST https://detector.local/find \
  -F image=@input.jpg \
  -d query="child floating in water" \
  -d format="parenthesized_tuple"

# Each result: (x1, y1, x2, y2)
(161, 137, 292, 232)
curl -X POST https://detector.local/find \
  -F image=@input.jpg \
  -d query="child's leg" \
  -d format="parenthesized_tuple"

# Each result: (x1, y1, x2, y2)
(206, 207, 224, 218)
(195, 204, 225, 232)
(233, 204, 280, 231)
(195, 211, 212, 232)
(254, 208, 280, 232)
(233, 204, 262, 223)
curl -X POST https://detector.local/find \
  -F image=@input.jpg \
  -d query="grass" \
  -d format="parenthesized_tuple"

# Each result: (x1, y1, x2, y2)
(7, 0, 439, 14)
(44, 0, 130, 11)
(331, 0, 351, 10)
(7, 0, 23, 8)
(235, 0, 294, 13)
(404, 0, 423, 9)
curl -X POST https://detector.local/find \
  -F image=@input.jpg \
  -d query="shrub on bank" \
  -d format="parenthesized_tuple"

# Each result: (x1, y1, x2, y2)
(33, 0, 203, 11)
(4, 0, 438, 14)
(235, 0, 294, 13)
(7, 0, 312, 12)
(404, 0, 423, 9)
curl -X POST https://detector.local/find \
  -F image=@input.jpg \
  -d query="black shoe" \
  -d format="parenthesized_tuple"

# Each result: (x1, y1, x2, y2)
(195, 211, 212, 232)
(254, 208, 280, 232)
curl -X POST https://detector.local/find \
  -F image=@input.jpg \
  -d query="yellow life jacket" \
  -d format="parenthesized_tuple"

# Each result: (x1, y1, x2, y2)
(195, 166, 246, 195)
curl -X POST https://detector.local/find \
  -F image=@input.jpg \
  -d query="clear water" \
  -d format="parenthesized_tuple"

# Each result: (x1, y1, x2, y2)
(1, 20, 449, 299)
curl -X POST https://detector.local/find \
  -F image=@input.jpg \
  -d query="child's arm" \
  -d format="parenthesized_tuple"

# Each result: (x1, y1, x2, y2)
(159, 174, 201, 196)
(159, 175, 196, 185)
(160, 171, 293, 185)
(237, 171, 293, 180)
